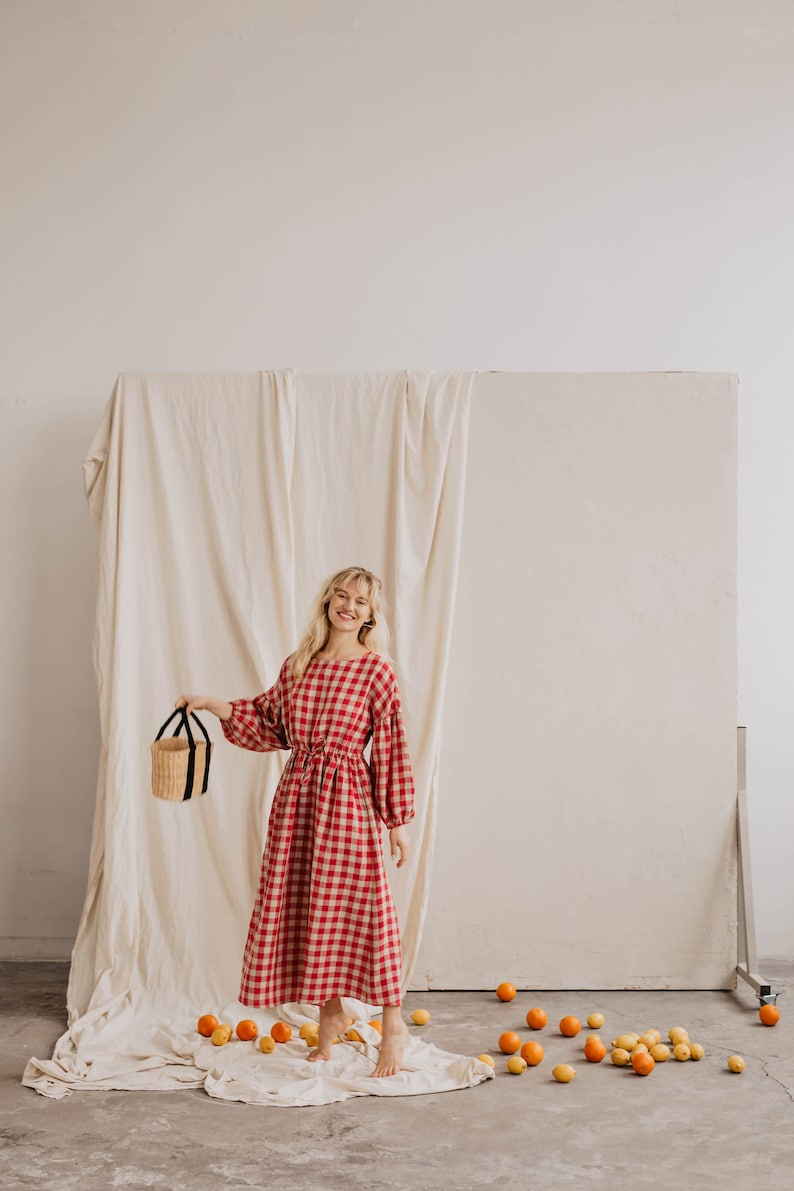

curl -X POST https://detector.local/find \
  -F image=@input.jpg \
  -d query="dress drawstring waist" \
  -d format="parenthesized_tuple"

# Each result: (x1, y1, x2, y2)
(293, 741, 362, 785)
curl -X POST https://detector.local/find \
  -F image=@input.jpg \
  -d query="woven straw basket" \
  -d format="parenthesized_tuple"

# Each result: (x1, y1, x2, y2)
(151, 708, 212, 802)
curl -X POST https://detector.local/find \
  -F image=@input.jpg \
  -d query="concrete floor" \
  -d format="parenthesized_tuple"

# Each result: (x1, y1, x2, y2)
(1, 963, 792, 1190)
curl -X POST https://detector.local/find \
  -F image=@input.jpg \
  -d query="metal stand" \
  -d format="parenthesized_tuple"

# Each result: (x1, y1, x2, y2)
(736, 727, 780, 1006)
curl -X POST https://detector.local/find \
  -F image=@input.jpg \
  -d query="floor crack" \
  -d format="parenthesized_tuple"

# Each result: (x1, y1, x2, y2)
(761, 1061, 794, 1105)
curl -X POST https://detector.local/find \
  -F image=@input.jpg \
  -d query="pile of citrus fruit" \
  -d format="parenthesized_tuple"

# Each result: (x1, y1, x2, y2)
(195, 1014, 388, 1052)
(476, 983, 782, 1081)
(196, 1014, 296, 1048)
(195, 989, 779, 1080)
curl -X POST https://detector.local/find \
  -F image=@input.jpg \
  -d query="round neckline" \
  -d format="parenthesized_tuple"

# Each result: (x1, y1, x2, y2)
(313, 651, 374, 665)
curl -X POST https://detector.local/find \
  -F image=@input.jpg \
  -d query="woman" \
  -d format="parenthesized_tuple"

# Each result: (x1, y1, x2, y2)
(177, 566, 415, 1078)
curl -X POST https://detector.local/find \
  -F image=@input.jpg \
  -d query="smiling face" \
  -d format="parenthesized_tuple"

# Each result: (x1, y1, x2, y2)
(327, 580, 372, 637)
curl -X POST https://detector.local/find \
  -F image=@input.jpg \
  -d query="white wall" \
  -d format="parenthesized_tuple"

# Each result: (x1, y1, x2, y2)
(1, 0, 792, 960)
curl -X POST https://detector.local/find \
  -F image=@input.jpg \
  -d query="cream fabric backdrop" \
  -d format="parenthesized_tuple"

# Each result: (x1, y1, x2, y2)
(23, 370, 485, 1103)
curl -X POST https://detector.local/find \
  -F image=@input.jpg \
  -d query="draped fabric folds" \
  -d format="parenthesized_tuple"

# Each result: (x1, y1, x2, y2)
(22, 370, 483, 1104)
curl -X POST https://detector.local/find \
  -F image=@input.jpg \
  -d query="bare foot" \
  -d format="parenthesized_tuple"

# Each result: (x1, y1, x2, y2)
(372, 1017, 408, 1078)
(307, 998, 352, 1063)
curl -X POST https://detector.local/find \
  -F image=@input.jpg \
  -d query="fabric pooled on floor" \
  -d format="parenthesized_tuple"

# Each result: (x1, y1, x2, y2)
(22, 1000, 494, 1105)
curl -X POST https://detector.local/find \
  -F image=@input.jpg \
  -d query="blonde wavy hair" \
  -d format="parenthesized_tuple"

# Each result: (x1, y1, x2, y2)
(290, 566, 390, 680)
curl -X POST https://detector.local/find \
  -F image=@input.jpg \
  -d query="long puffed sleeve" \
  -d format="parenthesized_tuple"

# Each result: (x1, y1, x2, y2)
(221, 661, 290, 753)
(370, 671, 416, 829)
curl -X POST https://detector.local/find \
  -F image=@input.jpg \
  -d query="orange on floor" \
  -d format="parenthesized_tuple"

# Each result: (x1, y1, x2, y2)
(498, 1031, 522, 1055)
(520, 1040, 544, 1066)
(631, 1051, 655, 1076)
(496, 982, 517, 1002)
(583, 1036, 606, 1063)
(525, 1007, 548, 1030)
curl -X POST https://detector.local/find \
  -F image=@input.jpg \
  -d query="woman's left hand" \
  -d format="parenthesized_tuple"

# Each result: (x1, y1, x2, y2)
(389, 826, 410, 868)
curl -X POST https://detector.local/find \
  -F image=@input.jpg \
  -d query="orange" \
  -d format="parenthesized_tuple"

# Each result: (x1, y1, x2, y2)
(520, 1040, 545, 1066)
(496, 982, 517, 1002)
(236, 1019, 258, 1041)
(197, 1014, 219, 1037)
(369, 1020, 383, 1034)
(583, 1036, 607, 1063)
(559, 1015, 581, 1037)
(759, 1004, 780, 1026)
(526, 1007, 548, 1030)
(631, 1051, 655, 1076)
(498, 1030, 522, 1054)
(270, 1021, 292, 1043)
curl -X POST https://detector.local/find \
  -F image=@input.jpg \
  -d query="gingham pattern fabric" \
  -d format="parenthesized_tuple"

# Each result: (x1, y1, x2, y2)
(222, 652, 415, 1007)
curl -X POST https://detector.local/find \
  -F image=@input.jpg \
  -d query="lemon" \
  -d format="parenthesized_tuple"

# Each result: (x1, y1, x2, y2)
(211, 1026, 232, 1046)
(650, 1043, 670, 1062)
(299, 1022, 319, 1040)
(612, 1034, 639, 1051)
(632, 1043, 649, 1054)
(690, 1043, 705, 1061)
(477, 1053, 496, 1068)
(673, 1043, 691, 1061)
(611, 1048, 631, 1067)
(587, 1012, 605, 1029)
(727, 1054, 745, 1073)
(507, 1055, 527, 1074)
(259, 1036, 276, 1053)
(552, 1064, 576, 1083)
(345, 1028, 364, 1042)
(411, 1009, 431, 1026)
(668, 1027, 690, 1044)
(638, 1031, 659, 1049)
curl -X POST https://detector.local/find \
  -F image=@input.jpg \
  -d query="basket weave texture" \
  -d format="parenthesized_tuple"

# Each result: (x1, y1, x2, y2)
(151, 737, 213, 801)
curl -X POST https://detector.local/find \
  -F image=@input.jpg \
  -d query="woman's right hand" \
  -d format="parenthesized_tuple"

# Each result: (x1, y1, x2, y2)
(176, 695, 233, 721)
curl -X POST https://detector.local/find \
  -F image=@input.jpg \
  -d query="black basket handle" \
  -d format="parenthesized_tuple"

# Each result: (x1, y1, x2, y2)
(155, 708, 211, 799)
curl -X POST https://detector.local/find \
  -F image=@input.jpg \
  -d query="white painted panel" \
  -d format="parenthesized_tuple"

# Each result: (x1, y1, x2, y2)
(412, 373, 737, 990)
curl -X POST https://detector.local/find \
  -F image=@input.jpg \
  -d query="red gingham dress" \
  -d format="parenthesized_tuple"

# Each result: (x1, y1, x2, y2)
(222, 651, 415, 1008)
